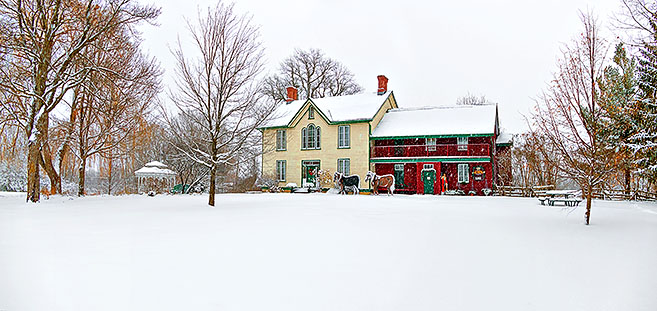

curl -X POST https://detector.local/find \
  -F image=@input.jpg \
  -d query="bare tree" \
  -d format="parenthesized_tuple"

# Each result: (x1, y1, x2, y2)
(614, 0, 657, 46)
(0, 0, 159, 202)
(165, 2, 275, 206)
(70, 27, 160, 196)
(262, 48, 363, 101)
(456, 93, 491, 105)
(531, 13, 615, 225)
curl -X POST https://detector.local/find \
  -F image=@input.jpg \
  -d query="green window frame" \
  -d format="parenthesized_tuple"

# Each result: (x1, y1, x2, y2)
(337, 158, 350, 175)
(301, 124, 321, 150)
(338, 125, 350, 148)
(276, 130, 286, 151)
(276, 160, 286, 182)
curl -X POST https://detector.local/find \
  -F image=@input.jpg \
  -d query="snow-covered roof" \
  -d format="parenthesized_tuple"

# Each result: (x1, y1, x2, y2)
(261, 91, 393, 128)
(371, 104, 497, 137)
(135, 161, 176, 177)
(144, 161, 168, 168)
(496, 131, 513, 145)
(135, 166, 176, 177)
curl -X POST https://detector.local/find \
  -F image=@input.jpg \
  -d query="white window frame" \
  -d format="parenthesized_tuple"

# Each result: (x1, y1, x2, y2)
(338, 125, 350, 148)
(394, 164, 404, 171)
(276, 130, 286, 151)
(458, 163, 469, 183)
(276, 160, 286, 182)
(426, 137, 436, 151)
(423, 164, 434, 170)
(337, 158, 350, 175)
(457, 137, 468, 151)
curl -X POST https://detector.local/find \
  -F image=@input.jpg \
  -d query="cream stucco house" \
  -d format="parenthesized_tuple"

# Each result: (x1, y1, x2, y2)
(259, 76, 397, 188)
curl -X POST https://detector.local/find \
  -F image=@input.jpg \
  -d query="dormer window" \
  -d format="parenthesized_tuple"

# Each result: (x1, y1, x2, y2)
(308, 106, 314, 119)
(457, 137, 468, 151)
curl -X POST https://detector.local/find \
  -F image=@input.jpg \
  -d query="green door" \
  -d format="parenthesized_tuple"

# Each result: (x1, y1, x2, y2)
(422, 170, 436, 194)
(302, 160, 320, 187)
(394, 164, 405, 188)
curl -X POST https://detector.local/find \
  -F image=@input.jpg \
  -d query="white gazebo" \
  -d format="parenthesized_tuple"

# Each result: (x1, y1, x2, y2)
(135, 161, 177, 194)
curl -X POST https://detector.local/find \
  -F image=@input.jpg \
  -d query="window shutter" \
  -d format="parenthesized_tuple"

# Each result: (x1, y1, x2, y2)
(316, 127, 321, 149)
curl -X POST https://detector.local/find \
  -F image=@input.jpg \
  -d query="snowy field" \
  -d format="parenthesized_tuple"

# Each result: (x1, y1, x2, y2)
(1, 192, 656, 311)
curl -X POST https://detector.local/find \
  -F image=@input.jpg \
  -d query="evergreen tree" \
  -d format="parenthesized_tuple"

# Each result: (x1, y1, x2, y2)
(598, 43, 639, 193)
(632, 22, 657, 188)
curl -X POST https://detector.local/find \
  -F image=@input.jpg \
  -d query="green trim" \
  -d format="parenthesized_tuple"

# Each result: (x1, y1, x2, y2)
(370, 157, 491, 163)
(496, 143, 512, 147)
(338, 125, 351, 149)
(371, 133, 493, 140)
(337, 158, 350, 175)
(331, 119, 371, 124)
(276, 160, 287, 182)
(275, 129, 287, 151)
(300, 123, 321, 151)
(301, 159, 321, 186)
(368, 91, 397, 121)
(288, 100, 332, 128)
(258, 125, 288, 130)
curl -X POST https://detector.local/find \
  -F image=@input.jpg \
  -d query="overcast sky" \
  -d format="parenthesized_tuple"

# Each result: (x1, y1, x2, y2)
(139, 0, 623, 134)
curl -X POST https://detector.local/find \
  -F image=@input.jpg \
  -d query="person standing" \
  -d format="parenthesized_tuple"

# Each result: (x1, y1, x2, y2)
(441, 173, 448, 194)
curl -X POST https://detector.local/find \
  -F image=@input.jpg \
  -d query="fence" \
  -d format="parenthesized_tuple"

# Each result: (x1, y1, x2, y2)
(494, 185, 555, 197)
(495, 185, 657, 202)
(584, 189, 657, 202)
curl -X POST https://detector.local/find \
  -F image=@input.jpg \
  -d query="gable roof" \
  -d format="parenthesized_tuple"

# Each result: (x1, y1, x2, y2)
(371, 104, 498, 138)
(260, 91, 394, 128)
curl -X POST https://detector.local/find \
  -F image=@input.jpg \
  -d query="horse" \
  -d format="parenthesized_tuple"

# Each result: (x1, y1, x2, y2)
(365, 171, 395, 195)
(333, 171, 360, 195)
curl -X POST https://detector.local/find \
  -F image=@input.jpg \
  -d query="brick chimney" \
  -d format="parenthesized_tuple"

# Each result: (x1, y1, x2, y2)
(377, 75, 388, 95)
(286, 86, 298, 103)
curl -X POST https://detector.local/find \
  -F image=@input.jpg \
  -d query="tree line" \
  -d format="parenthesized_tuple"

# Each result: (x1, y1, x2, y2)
(0, 0, 362, 206)
(501, 0, 657, 225)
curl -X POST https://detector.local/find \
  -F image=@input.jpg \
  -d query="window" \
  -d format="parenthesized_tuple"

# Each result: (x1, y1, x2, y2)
(338, 125, 350, 148)
(423, 164, 434, 170)
(308, 106, 314, 119)
(307, 124, 315, 149)
(276, 130, 286, 151)
(276, 160, 286, 181)
(337, 158, 350, 175)
(394, 164, 404, 171)
(426, 138, 436, 151)
(458, 163, 469, 183)
(457, 137, 468, 151)
(301, 124, 321, 150)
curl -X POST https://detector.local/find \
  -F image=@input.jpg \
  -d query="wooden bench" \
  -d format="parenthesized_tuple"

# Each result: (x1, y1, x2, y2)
(548, 198, 582, 207)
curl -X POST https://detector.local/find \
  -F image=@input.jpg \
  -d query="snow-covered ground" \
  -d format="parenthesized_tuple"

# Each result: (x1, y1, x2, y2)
(1, 192, 656, 311)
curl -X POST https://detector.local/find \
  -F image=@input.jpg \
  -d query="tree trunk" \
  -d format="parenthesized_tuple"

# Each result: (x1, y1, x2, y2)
(624, 168, 631, 196)
(26, 137, 41, 202)
(209, 164, 216, 206)
(26, 112, 50, 202)
(107, 158, 113, 195)
(78, 157, 86, 196)
(585, 184, 592, 225)
(41, 144, 61, 194)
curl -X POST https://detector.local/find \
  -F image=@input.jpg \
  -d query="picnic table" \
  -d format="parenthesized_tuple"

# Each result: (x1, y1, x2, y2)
(538, 190, 582, 207)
